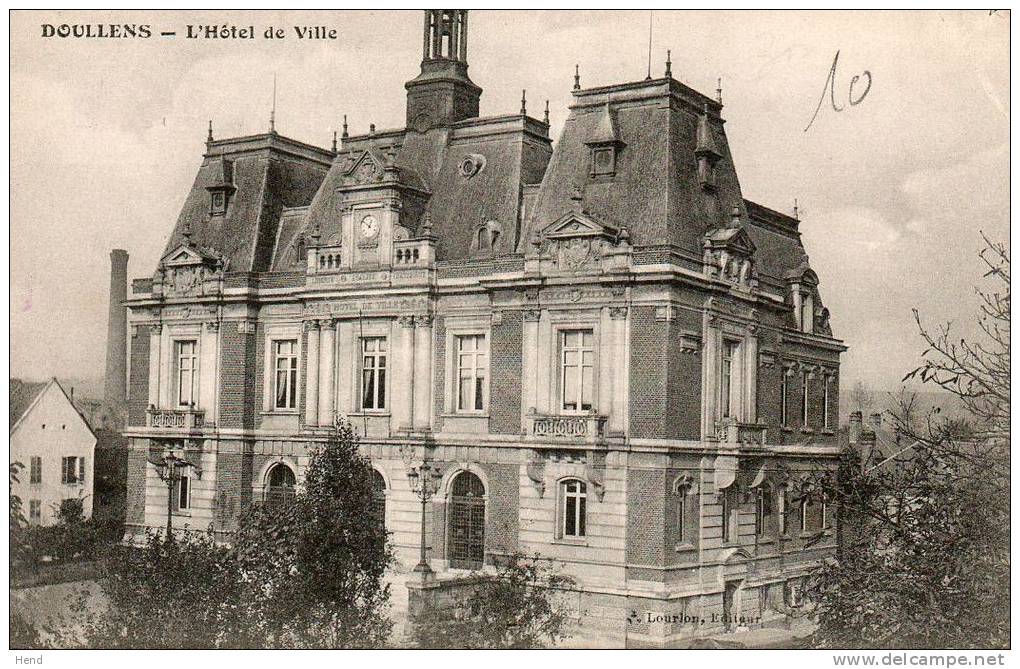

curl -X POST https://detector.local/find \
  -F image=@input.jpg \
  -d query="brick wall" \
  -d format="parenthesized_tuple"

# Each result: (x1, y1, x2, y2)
(128, 325, 150, 427)
(626, 467, 666, 570)
(480, 462, 520, 556)
(214, 446, 254, 535)
(489, 312, 522, 435)
(664, 314, 702, 439)
(432, 316, 446, 432)
(628, 306, 667, 439)
(219, 322, 257, 429)
(252, 324, 266, 428)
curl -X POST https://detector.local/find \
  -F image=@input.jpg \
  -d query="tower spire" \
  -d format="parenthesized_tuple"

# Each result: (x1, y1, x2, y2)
(574, 64, 581, 90)
(342, 114, 349, 139)
(331, 130, 338, 153)
(269, 74, 277, 133)
(665, 50, 672, 78)
(207, 120, 213, 142)
(543, 100, 550, 125)
(407, 10, 481, 128)
(520, 89, 527, 116)
(716, 77, 723, 104)
(645, 10, 653, 80)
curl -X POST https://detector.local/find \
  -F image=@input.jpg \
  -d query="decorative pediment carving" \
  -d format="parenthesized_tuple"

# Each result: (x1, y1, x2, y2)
(537, 211, 623, 272)
(341, 150, 386, 186)
(703, 225, 758, 288)
(156, 242, 225, 297)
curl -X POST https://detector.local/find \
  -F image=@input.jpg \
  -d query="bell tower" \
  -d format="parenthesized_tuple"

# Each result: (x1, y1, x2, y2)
(405, 10, 482, 132)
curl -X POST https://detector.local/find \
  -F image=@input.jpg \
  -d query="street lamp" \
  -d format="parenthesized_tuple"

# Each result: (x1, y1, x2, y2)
(150, 448, 198, 540)
(406, 459, 443, 580)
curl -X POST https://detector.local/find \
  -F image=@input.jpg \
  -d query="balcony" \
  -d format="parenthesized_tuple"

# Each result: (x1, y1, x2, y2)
(525, 412, 608, 445)
(715, 419, 767, 447)
(393, 238, 435, 267)
(308, 244, 343, 274)
(147, 406, 206, 431)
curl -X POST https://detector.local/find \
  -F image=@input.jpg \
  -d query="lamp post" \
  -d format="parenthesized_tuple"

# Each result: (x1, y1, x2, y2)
(406, 459, 443, 580)
(151, 448, 196, 540)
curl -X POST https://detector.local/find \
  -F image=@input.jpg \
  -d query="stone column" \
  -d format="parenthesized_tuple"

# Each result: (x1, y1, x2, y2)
(701, 315, 720, 440)
(148, 324, 162, 410)
(521, 309, 540, 425)
(743, 325, 759, 424)
(609, 307, 628, 433)
(412, 315, 433, 431)
(304, 320, 320, 427)
(397, 315, 416, 431)
(318, 319, 336, 426)
(199, 321, 219, 419)
(536, 312, 553, 414)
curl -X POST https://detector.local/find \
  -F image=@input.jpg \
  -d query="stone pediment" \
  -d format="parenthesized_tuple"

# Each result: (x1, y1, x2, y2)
(703, 225, 758, 289)
(340, 150, 387, 186)
(156, 241, 226, 298)
(704, 225, 756, 257)
(161, 243, 220, 268)
(542, 211, 619, 241)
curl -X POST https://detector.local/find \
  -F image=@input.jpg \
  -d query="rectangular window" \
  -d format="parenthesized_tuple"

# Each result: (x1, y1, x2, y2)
(562, 479, 587, 538)
(360, 337, 387, 410)
(721, 341, 737, 418)
(676, 495, 686, 544)
(29, 456, 41, 484)
(455, 334, 487, 412)
(29, 500, 41, 524)
(800, 498, 809, 533)
(61, 456, 79, 485)
(756, 488, 773, 536)
(560, 330, 595, 413)
(175, 340, 199, 407)
(823, 376, 831, 429)
(173, 474, 190, 512)
(780, 373, 789, 427)
(822, 500, 829, 529)
(801, 372, 810, 426)
(778, 489, 788, 535)
(273, 339, 299, 410)
(721, 490, 731, 543)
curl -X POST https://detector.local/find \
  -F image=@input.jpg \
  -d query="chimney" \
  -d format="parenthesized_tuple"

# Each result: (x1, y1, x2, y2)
(848, 411, 862, 444)
(869, 412, 882, 432)
(104, 249, 129, 406)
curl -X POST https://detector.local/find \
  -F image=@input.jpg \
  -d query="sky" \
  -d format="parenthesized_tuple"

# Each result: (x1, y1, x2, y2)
(9, 10, 1010, 394)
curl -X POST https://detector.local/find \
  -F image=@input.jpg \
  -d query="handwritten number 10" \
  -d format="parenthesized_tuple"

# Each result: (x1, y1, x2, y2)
(805, 50, 872, 132)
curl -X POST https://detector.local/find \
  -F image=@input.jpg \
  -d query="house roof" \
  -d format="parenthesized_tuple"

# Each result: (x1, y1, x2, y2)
(9, 378, 97, 439)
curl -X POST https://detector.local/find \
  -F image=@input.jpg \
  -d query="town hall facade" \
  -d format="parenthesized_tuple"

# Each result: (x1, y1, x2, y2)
(121, 10, 845, 647)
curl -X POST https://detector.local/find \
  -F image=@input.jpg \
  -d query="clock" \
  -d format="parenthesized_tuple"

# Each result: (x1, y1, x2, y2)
(360, 214, 379, 239)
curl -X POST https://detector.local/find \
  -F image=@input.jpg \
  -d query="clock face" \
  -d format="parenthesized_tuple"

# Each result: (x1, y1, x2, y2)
(360, 214, 379, 239)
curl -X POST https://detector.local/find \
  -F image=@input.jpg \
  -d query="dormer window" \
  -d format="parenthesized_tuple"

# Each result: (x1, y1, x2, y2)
(210, 190, 227, 215)
(585, 102, 625, 179)
(206, 158, 235, 217)
(591, 147, 616, 177)
(472, 220, 504, 257)
(695, 104, 723, 192)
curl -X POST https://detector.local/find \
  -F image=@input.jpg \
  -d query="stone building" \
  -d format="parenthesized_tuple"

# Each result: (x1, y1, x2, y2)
(122, 10, 845, 646)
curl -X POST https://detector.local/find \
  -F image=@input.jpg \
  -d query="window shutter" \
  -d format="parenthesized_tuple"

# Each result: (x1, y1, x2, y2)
(78, 457, 85, 485)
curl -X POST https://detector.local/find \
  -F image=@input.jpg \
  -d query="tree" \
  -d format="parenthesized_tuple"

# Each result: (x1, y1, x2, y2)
(55, 416, 393, 649)
(231, 416, 393, 648)
(413, 553, 576, 649)
(809, 236, 1009, 649)
(848, 380, 873, 419)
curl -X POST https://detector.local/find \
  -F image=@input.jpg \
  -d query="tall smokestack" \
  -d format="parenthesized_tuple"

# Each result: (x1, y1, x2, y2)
(104, 249, 129, 405)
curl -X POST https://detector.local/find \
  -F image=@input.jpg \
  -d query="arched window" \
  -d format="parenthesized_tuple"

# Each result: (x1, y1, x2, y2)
(755, 485, 773, 536)
(560, 479, 587, 538)
(265, 463, 296, 507)
(372, 469, 386, 531)
(449, 471, 485, 569)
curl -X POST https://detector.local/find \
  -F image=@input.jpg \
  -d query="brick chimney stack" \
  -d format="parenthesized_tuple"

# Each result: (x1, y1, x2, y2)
(869, 412, 883, 432)
(848, 411, 863, 445)
(104, 249, 129, 405)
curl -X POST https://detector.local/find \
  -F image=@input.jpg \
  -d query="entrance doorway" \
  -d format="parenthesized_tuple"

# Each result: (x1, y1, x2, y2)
(448, 471, 485, 569)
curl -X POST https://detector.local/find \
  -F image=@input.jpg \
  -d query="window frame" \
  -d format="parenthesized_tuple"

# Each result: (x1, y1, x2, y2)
(755, 486, 773, 537)
(721, 488, 733, 544)
(778, 487, 788, 536)
(173, 339, 200, 408)
(272, 338, 300, 411)
(590, 146, 617, 177)
(454, 333, 488, 414)
(559, 478, 588, 539)
(721, 340, 739, 419)
(823, 374, 832, 429)
(780, 370, 790, 428)
(359, 336, 388, 411)
(61, 456, 80, 485)
(800, 496, 810, 533)
(173, 473, 190, 512)
(559, 328, 597, 414)
(29, 456, 41, 484)
(801, 371, 810, 427)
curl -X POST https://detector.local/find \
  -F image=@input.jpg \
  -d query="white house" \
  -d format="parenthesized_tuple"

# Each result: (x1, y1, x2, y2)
(10, 378, 96, 525)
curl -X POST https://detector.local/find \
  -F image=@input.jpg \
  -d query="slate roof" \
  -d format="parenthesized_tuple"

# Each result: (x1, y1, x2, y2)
(161, 133, 333, 273)
(10, 379, 47, 427)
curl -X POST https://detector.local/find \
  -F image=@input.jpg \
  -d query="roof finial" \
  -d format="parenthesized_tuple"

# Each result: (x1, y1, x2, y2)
(207, 120, 213, 142)
(182, 219, 193, 245)
(793, 198, 800, 220)
(341, 115, 349, 140)
(573, 64, 580, 91)
(543, 100, 550, 125)
(520, 89, 527, 116)
(665, 50, 672, 78)
(269, 73, 277, 134)
(716, 77, 723, 104)
(370, 123, 376, 135)
(331, 130, 338, 154)
(645, 10, 653, 80)
(730, 204, 741, 227)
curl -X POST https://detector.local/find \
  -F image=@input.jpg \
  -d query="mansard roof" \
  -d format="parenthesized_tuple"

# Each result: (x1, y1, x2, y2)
(161, 133, 332, 273)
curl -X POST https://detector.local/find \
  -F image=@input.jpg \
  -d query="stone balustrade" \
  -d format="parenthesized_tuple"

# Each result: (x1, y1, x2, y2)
(147, 406, 206, 431)
(526, 412, 608, 442)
